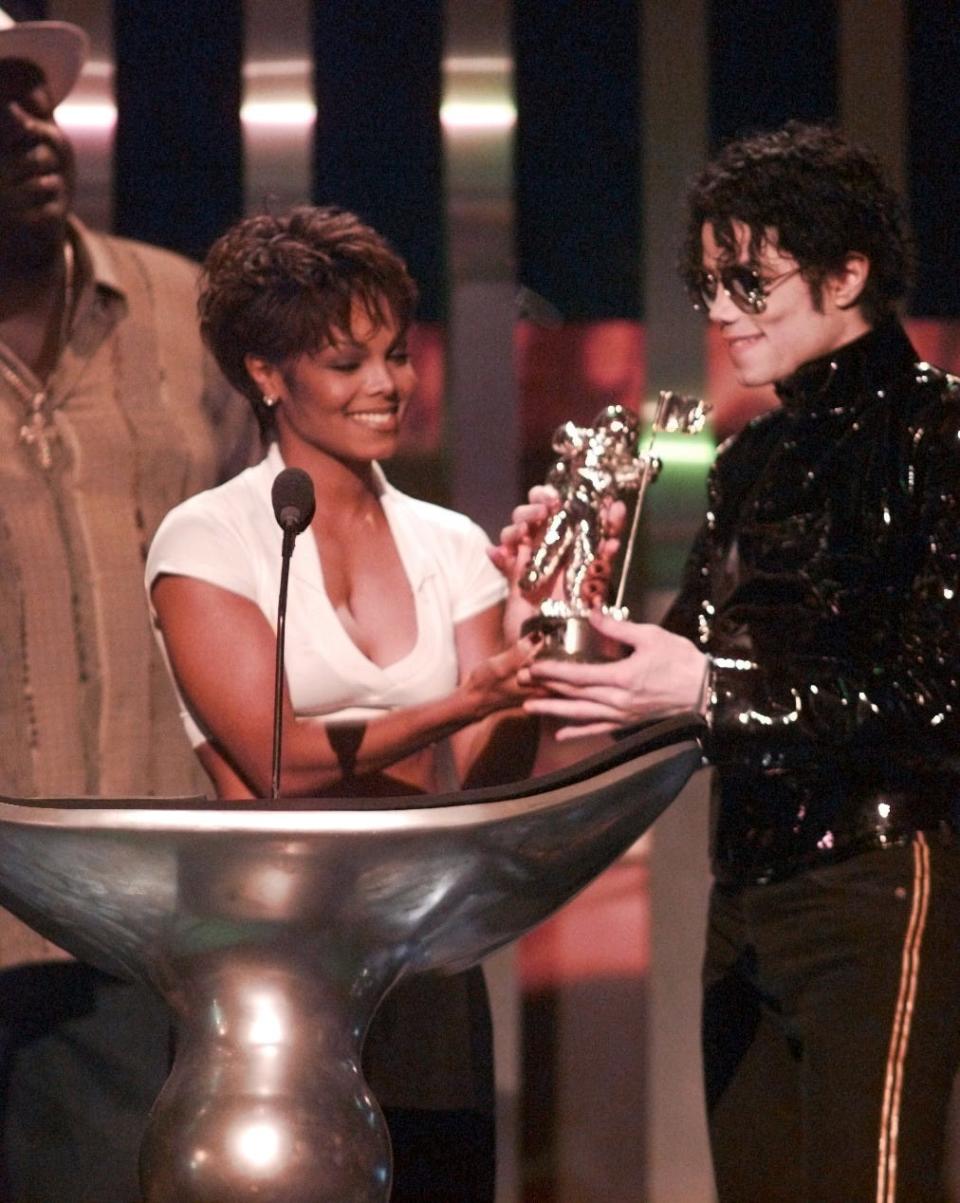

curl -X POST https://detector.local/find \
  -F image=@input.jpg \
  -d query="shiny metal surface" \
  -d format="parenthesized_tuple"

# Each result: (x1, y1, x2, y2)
(522, 611, 632, 663)
(520, 394, 710, 662)
(0, 718, 702, 1203)
(521, 405, 643, 617)
(242, 0, 312, 214)
(444, 0, 518, 540)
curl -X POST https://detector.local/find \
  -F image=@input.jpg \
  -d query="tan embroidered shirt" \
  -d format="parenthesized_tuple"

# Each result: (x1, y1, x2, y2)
(0, 218, 254, 965)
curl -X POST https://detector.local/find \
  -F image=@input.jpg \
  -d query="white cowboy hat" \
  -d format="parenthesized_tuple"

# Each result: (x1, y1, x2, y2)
(0, 6, 88, 107)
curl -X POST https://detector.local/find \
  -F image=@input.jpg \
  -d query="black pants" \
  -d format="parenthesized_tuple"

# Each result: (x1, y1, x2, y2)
(384, 1106, 496, 1202)
(0, 964, 170, 1203)
(703, 834, 960, 1203)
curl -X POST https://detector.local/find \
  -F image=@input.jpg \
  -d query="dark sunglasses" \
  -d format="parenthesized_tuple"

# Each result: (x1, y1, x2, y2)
(689, 264, 802, 315)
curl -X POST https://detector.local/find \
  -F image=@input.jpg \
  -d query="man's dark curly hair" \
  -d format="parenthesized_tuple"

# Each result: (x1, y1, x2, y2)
(681, 122, 912, 324)
(198, 206, 418, 432)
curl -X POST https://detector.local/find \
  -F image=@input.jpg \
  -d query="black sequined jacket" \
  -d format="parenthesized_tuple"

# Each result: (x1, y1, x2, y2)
(664, 318, 960, 884)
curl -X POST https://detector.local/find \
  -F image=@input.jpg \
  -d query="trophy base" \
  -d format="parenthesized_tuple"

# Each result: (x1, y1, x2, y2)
(521, 611, 631, 662)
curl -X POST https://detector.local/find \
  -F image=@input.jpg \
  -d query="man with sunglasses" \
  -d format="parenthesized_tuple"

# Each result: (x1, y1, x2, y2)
(499, 122, 960, 1200)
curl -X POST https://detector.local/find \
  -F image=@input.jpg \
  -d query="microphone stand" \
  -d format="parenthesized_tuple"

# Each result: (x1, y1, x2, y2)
(269, 466, 315, 802)
(271, 524, 297, 802)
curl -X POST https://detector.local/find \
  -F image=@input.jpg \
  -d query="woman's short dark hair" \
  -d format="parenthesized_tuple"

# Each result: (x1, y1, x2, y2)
(681, 122, 912, 324)
(199, 206, 418, 431)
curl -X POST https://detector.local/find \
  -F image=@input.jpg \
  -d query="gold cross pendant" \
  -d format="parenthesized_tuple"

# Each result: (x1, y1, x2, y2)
(19, 393, 58, 470)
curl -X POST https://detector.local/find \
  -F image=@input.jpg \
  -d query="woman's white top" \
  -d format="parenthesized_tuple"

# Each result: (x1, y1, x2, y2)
(145, 443, 507, 748)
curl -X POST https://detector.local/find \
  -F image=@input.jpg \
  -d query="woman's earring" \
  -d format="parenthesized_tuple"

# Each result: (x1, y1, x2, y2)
(262, 395, 278, 409)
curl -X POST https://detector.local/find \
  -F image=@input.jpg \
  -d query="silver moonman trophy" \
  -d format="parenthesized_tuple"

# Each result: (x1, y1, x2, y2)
(519, 392, 711, 661)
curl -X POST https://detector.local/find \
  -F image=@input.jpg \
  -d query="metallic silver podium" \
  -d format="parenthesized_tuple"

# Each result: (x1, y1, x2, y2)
(0, 716, 704, 1202)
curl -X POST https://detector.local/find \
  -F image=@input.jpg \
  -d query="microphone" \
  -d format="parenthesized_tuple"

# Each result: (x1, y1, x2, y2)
(272, 466, 316, 538)
(269, 467, 316, 801)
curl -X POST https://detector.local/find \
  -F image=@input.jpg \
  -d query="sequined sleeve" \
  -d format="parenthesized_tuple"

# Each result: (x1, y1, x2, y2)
(706, 398, 960, 769)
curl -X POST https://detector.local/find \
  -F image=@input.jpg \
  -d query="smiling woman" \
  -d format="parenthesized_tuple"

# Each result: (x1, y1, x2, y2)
(143, 205, 536, 1202)
(246, 301, 416, 467)
(148, 206, 534, 800)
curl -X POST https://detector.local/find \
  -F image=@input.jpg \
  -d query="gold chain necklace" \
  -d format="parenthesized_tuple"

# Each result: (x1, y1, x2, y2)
(0, 239, 76, 471)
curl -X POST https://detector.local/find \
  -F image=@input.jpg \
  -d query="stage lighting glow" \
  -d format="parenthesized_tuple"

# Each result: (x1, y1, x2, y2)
(442, 53, 515, 132)
(444, 55, 512, 74)
(440, 101, 516, 131)
(232, 1120, 285, 1171)
(57, 58, 517, 133)
(240, 100, 316, 128)
(244, 58, 312, 78)
(56, 102, 117, 131)
(55, 100, 318, 132)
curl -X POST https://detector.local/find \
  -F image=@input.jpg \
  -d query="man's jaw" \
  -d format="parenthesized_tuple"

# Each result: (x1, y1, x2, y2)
(0, 208, 69, 275)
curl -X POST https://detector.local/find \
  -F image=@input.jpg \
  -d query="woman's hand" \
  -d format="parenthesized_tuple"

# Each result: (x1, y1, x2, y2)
(519, 610, 708, 740)
(461, 636, 544, 717)
(450, 606, 543, 787)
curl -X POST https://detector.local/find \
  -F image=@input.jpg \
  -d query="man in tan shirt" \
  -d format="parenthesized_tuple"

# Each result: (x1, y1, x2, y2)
(0, 10, 252, 1199)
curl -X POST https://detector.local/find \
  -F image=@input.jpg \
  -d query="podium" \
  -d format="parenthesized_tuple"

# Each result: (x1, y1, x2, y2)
(0, 716, 703, 1202)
